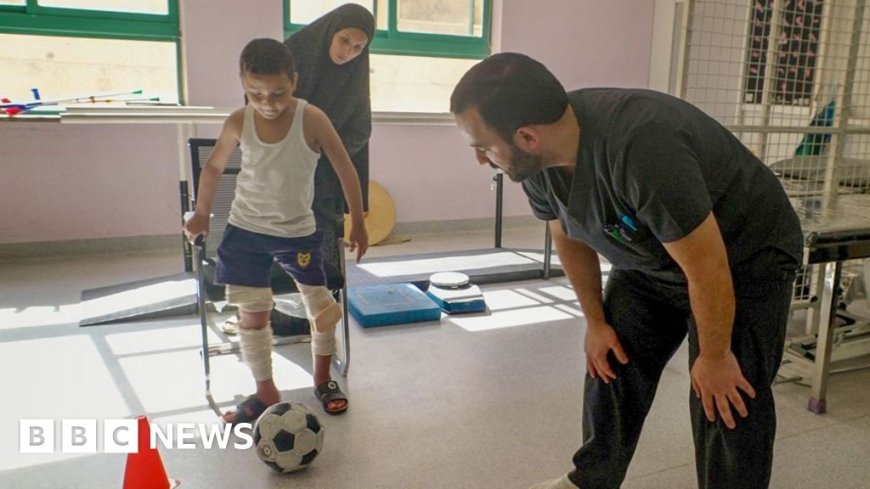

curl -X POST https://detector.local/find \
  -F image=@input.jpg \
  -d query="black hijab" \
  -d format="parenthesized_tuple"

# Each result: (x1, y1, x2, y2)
(285, 4, 374, 160)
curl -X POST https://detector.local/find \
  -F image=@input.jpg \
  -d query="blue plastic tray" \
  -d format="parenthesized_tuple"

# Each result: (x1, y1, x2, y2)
(348, 283, 442, 327)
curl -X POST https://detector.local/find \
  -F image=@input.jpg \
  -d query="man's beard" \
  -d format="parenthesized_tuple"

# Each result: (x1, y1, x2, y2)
(505, 141, 544, 182)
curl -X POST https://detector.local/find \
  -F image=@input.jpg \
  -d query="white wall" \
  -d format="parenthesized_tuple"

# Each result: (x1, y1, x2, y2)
(0, 0, 655, 244)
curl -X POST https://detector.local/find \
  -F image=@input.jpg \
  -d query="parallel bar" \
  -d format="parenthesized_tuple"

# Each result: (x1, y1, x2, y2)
(494, 172, 503, 248)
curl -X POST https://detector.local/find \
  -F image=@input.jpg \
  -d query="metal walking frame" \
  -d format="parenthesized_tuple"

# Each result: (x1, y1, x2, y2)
(191, 236, 219, 415)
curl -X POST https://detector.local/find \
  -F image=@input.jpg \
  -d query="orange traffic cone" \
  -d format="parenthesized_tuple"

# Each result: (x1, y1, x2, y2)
(122, 416, 179, 489)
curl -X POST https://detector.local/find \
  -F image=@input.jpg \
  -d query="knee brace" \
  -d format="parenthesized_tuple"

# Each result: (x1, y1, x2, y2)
(238, 326, 273, 382)
(226, 285, 273, 312)
(297, 283, 341, 356)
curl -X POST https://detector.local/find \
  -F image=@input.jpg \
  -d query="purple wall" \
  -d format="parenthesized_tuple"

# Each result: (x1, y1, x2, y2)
(0, 0, 654, 244)
(502, 0, 655, 90)
(0, 0, 280, 244)
(0, 124, 178, 242)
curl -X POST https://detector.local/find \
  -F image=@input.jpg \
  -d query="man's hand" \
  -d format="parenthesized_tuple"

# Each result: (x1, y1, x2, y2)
(584, 321, 629, 383)
(690, 351, 756, 429)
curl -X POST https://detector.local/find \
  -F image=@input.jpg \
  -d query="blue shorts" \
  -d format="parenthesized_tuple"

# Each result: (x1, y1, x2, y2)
(214, 224, 326, 288)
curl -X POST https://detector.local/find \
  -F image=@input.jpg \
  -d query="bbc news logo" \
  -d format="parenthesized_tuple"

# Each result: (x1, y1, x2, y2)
(20, 419, 254, 453)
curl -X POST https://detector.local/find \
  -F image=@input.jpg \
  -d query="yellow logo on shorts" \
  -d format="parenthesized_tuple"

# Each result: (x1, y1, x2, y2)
(297, 251, 312, 268)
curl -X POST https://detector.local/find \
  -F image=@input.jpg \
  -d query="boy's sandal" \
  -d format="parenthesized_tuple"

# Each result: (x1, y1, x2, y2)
(314, 380, 348, 415)
(224, 394, 269, 425)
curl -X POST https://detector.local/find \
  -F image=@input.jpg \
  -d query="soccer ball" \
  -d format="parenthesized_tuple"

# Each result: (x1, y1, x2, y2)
(253, 401, 324, 472)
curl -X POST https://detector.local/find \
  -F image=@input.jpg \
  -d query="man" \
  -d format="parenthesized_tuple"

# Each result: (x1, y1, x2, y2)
(450, 53, 801, 489)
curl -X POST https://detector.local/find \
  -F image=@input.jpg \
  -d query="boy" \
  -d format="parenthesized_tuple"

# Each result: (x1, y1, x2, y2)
(184, 38, 368, 420)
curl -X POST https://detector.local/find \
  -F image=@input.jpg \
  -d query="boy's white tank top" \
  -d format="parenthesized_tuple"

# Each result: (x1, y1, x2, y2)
(228, 100, 320, 238)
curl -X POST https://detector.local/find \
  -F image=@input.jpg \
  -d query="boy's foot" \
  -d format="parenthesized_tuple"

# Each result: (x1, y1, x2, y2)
(314, 380, 348, 415)
(222, 392, 280, 424)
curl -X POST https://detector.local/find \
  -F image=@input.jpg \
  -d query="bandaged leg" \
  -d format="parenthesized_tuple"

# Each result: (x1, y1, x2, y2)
(297, 283, 341, 356)
(226, 285, 274, 382)
(238, 326, 274, 382)
(226, 285, 274, 313)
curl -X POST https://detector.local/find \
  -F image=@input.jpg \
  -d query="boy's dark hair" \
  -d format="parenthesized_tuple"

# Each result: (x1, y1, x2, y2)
(450, 52, 568, 142)
(239, 38, 296, 78)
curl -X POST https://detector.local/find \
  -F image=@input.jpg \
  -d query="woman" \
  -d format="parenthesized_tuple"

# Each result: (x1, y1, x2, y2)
(283, 3, 374, 292)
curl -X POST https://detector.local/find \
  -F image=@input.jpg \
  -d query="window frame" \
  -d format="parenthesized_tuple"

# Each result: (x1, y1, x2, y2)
(0, 0, 183, 101)
(284, 0, 492, 59)
(742, 0, 823, 107)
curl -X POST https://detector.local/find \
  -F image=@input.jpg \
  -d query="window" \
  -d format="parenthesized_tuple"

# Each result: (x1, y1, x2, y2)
(0, 0, 180, 106)
(744, 0, 823, 106)
(286, 0, 491, 113)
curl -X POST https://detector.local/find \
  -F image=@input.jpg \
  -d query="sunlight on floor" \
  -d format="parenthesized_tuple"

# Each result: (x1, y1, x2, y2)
(537, 285, 579, 301)
(446, 283, 583, 332)
(448, 305, 575, 332)
(0, 303, 82, 329)
(356, 251, 537, 277)
(105, 324, 222, 356)
(0, 320, 316, 474)
(0, 336, 133, 471)
(482, 289, 544, 311)
(118, 349, 313, 414)
(0, 279, 197, 330)
(512, 287, 557, 304)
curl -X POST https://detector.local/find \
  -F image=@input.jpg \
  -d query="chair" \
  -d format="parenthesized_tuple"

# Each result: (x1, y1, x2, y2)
(185, 138, 352, 412)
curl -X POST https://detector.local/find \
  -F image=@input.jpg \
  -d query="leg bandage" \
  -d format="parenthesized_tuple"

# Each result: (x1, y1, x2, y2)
(226, 285, 273, 312)
(297, 283, 341, 356)
(239, 325, 273, 382)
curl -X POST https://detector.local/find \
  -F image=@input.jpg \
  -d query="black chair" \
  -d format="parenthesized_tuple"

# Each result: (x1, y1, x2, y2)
(186, 138, 352, 412)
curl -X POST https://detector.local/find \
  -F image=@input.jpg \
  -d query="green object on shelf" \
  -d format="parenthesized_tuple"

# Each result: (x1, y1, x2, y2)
(795, 100, 835, 156)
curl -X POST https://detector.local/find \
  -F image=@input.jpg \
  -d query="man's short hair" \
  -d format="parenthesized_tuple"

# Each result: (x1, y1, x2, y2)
(450, 52, 568, 142)
(239, 38, 296, 78)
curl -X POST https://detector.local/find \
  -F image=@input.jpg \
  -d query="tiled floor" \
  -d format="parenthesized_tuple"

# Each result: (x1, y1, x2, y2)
(1, 224, 869, 489)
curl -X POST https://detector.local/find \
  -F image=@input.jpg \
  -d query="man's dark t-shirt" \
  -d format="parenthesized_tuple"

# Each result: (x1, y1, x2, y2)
(522, 88, 803, 282)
